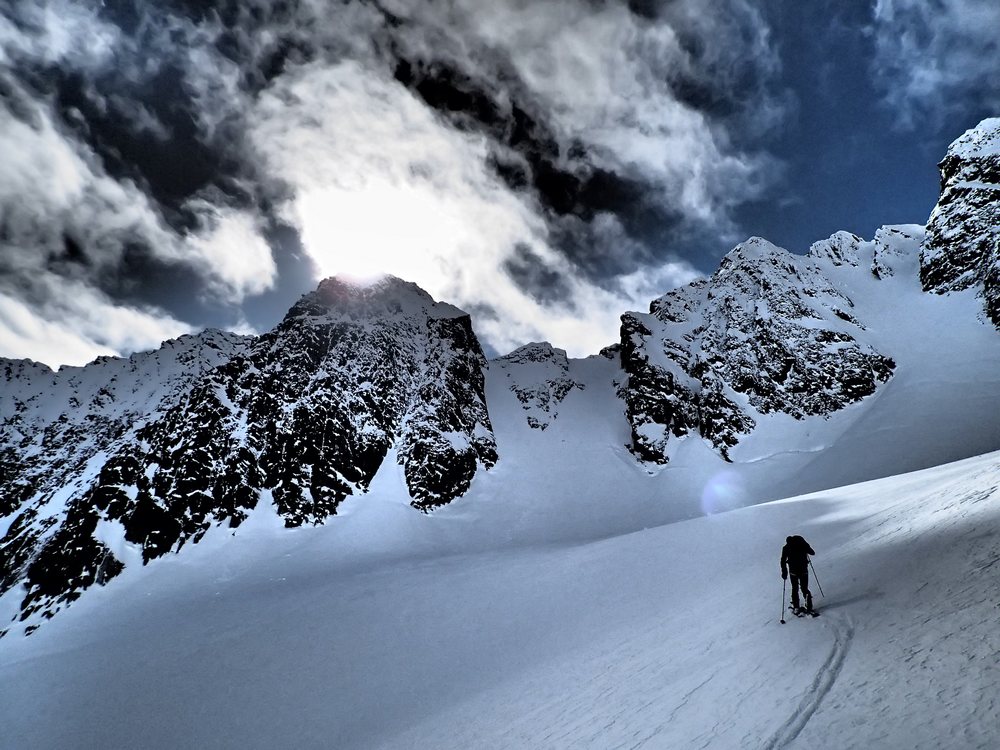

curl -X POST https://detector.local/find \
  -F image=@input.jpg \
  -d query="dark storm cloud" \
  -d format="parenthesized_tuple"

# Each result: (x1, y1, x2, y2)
(393, 52, 676, 285)
(503, 243, 576, 306)
(376, 0, 785, 270)
(0, 0, 786, 363)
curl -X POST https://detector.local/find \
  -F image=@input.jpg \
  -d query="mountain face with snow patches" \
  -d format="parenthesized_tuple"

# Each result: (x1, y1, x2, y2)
(921, 117, 1000, 327)
(0, 277, 496, 629)
(2, 119, 1000, 635)
(491, 343, 586, 430)
(619, 234, 898, 464)
(0, 330, 250, 609)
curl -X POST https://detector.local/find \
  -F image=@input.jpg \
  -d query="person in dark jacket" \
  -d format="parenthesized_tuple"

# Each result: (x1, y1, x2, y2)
(781, 535, 815, 613)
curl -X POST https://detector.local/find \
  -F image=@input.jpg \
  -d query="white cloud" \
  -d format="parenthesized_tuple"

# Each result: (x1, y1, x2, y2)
(386, 0, 778, 232)
(0, 284, 192, 369)
(0, 0, 120, 70)
(0, 79, 276, 366)
(183, 204, 278, 302)
(872, 0, 1000, 126)
(249, 61, 700, 356)
(0, 80, 278, 291)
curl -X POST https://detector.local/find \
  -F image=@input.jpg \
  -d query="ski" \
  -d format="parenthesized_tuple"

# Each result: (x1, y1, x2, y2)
(788, 606, 820, 618)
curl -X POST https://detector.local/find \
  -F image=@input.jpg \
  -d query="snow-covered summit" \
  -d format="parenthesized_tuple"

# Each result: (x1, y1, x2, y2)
(808, 231, 863, 267)
(289, 275, 467, 323)
(922, 117, 1000, 326)
(944, 116, 1000, 160)
(491, 343, 584, 430)
(0, 277, 496, 632)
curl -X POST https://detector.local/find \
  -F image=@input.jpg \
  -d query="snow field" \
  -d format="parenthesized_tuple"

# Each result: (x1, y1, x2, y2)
(2, 450, 999, 749)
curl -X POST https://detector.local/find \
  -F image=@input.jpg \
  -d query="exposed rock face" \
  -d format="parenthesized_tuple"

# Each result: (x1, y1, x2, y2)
(0, 276, 496, 629)
(493, 343, 585, 430)
(619, 237, 896, 464)
(809, 230, 863, 267)
(921, 117, 1000, 327)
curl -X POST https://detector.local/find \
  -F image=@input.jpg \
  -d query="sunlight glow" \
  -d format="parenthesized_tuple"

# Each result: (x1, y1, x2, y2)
(294, 179, 477, 283)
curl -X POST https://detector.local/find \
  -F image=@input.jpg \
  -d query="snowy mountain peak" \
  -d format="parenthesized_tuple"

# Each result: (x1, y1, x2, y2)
(492, 342, 584, 430)
(619, 234, 896, 464)
(0, 276, 497, 632)
(808, 231, 863, 267)
(496, 341, 567, 365)
(718, 235, 786, 268)
(290, 275, 466, 323)
(921, 117, 1000, 327)
(945, 117, 1000, 161)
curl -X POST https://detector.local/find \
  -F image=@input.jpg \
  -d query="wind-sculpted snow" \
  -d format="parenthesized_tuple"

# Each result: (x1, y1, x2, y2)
(0, 277, 496, 631)
(921, 117, 1000, 327)
(619, 236, 896, 464)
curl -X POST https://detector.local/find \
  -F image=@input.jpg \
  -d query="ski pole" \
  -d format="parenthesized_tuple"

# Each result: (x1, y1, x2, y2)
(809, 559, 825, 598)
(780, 577, 787, 624)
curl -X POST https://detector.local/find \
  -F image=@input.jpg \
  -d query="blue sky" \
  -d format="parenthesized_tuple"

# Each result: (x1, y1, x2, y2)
(0, 0, 998, 365)
(739, 1, 998, 254)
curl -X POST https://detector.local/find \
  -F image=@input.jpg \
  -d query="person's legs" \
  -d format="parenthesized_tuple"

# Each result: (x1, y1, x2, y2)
(799, 568, 812, 610)
(790, 573, 801, 609)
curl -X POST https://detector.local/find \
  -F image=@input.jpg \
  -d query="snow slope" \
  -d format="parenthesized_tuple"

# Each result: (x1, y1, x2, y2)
(2, 450, 999, 749)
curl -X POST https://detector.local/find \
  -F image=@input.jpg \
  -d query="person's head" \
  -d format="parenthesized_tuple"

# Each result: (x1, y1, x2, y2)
(786, 536, 793, 544)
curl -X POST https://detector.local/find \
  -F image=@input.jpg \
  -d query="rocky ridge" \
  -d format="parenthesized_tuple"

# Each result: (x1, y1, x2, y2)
(618, 234, 899, 464)
(921, 117, 1000, 326)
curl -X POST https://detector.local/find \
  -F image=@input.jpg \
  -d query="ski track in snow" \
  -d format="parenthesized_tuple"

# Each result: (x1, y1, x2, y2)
(763, 614, 854, 750)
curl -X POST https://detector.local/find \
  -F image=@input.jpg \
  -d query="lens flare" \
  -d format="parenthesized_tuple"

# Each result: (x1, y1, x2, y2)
(700, 470, 748, 515)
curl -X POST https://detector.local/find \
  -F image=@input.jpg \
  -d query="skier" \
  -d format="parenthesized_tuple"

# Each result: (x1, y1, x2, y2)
(780, 535, 815, 615)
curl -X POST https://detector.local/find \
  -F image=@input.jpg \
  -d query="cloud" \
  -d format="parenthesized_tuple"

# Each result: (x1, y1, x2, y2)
(0, 285, 192, 369)
(384, 0, 782, 245)
(0, 72, 275, 365)
(247, 59, 701, 355)
(0, 0, 787, 363)
(235, 1, 781, 353)
(182, 203, 278, 302)
(871, 0, 1000, 128)
(0, 0, 120, 70)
